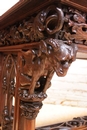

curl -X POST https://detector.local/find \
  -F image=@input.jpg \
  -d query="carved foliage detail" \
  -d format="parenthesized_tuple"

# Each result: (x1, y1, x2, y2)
(58, 6, 87, 45)
(20, 101, 42, 120)
(0, 5, 64, 46)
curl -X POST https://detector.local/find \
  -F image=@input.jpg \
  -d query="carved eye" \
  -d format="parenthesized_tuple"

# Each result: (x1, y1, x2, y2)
(61, 60, 67, 65)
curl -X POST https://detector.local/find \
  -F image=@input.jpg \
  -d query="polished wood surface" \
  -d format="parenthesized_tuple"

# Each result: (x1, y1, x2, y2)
(0, 0, 87, 130)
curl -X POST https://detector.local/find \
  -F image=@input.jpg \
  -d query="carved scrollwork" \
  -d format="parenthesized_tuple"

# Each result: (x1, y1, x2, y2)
(57, 5, 87, 45)
(36, 116, 87, 130)
(0, 5, 64, 46)
(0, 4, 79, 121)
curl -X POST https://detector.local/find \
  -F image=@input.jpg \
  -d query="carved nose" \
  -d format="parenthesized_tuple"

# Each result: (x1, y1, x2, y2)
(63, 62, 70, 68)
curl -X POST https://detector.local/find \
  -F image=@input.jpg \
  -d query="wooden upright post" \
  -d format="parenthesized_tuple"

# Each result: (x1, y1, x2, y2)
(24, 119, 35, 130)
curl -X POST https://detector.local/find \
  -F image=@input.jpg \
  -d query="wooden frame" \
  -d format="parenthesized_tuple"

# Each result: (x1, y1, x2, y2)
(0, 0, 87, 130)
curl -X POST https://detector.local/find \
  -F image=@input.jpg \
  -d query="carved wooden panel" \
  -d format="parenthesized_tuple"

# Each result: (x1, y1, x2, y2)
(0, 0, 87, 130)
(1, 54, 16, 130)
(36, 116, 87, 130)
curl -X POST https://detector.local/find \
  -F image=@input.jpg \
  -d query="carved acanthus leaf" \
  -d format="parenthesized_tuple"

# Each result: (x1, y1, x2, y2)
(0, 5, 64, 46)
(57, 6, 87, 45)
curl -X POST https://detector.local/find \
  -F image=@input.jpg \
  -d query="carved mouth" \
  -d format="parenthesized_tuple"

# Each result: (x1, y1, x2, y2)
(55, 67, 64, 76)
(55, 67, 68, 77)
(59, 68, 64, 75)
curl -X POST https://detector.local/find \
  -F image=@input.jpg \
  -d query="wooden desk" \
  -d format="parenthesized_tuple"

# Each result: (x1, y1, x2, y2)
(0, 0, 87, 129)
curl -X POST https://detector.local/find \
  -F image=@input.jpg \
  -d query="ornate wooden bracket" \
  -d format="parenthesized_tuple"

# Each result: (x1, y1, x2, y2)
(18, 38, 77, 120)
(1, 0, 87, 129)
(0, 4, 78, 122)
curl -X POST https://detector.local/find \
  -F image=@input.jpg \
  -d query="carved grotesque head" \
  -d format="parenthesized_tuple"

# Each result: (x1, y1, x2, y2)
(46, 39, 78, 77)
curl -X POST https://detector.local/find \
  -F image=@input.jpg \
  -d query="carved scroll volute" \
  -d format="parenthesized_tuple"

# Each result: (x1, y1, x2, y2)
(57, 6, 87, 46)
(0, 5, 64, 46)
(34, 5, 64, 36)
(2, 54, 16, 130)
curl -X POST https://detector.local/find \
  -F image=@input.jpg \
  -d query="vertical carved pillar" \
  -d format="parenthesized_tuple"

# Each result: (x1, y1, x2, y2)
(1, 54, 16, 130)
(0, 53, 3, 124)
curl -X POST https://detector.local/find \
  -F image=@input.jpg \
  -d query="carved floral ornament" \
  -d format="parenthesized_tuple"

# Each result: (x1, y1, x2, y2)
(15, 6, 78, 120)
(59, 5, 87, 45)
(0, 5, 64, 46)
(0, 5, 79, 120)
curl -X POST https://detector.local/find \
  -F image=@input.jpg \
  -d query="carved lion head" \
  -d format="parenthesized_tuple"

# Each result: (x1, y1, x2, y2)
(46, 39, 78, 76)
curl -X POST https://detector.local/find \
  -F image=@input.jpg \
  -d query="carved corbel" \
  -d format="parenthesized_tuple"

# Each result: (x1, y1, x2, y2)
(0, 4, 78, 121)
(18, 38, 77, 120)
(5, 5, 76, 120)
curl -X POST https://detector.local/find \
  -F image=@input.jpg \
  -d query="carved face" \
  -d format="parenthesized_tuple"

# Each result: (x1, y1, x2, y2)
(53, 43, 77, 76)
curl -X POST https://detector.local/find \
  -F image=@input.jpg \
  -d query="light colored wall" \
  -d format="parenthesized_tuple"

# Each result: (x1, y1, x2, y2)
(43, 59, 87, 107)
(0, 0, 19, 16)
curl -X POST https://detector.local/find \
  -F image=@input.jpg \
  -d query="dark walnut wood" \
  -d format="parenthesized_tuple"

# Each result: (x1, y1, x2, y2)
(36, 116, 87, 130)
(0, 0, 87, 130)
(18, 39, 77, 120)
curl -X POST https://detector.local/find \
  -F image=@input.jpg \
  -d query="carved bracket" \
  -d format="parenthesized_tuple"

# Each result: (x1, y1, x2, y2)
(18, 38, 77, 119)
(0, 4, 79, 121)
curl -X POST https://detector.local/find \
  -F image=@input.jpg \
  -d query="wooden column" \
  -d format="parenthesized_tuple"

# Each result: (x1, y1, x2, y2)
(24, 120, 35, 130)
